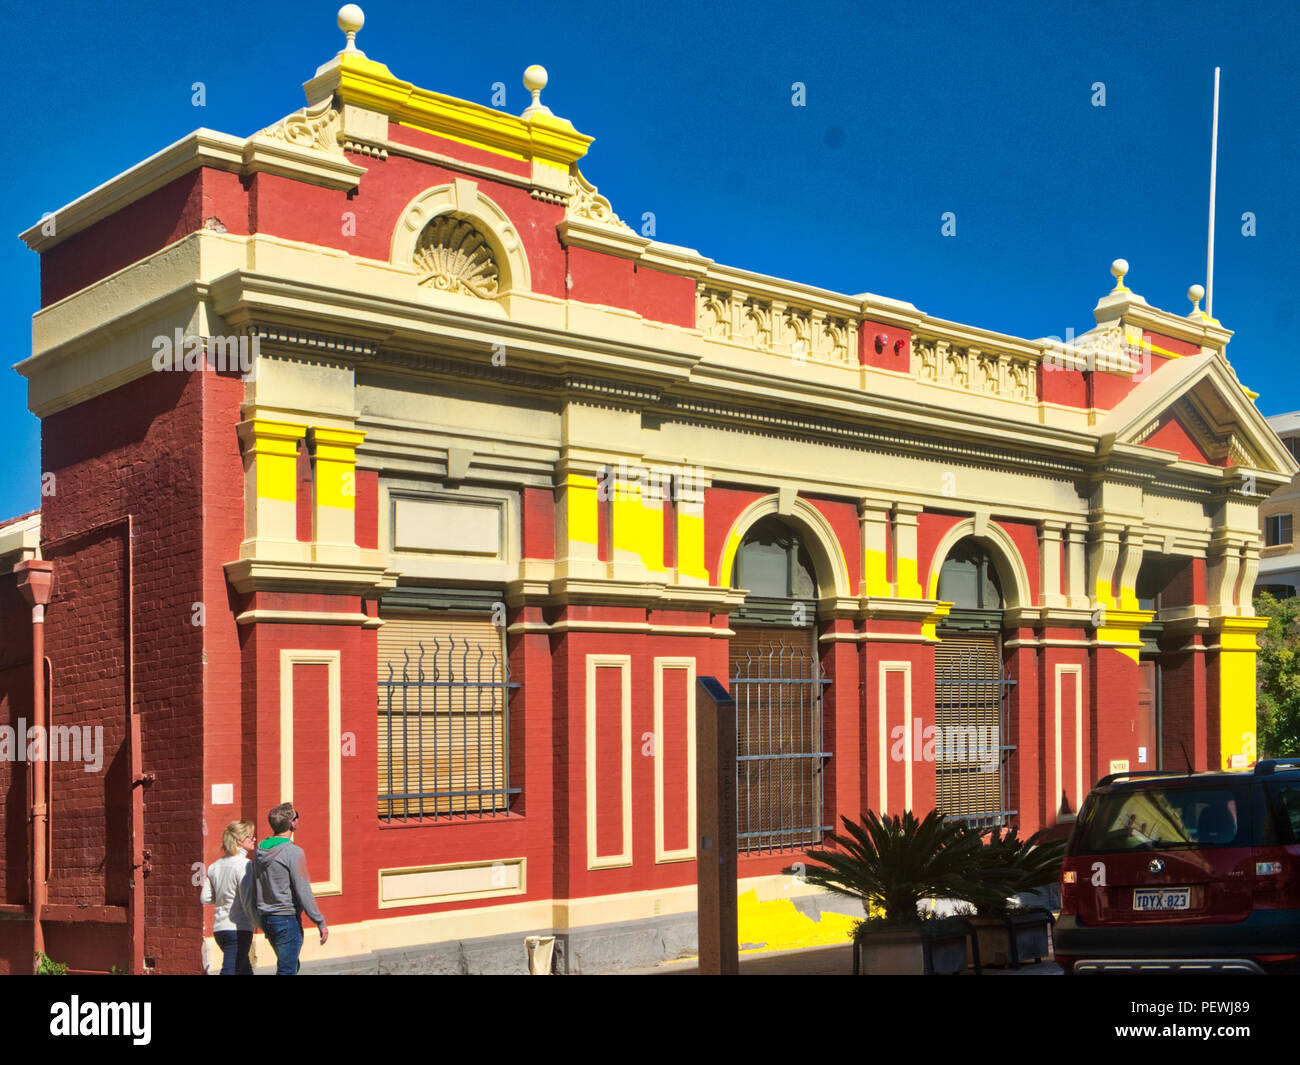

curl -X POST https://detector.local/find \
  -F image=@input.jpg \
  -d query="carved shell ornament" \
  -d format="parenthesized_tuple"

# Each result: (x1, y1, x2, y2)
(413, 216, 500, 298)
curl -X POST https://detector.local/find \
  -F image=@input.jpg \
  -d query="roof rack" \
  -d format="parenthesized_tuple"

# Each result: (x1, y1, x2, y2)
(1254, 759, 1300, 776)
(1096, 769, 1187, 787)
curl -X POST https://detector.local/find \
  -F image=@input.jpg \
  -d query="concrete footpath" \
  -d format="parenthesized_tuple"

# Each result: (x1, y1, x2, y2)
(605, 943, 1063, 975)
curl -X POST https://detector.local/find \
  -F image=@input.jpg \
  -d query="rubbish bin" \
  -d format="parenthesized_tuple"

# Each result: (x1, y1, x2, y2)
(524, 935, 556, 975)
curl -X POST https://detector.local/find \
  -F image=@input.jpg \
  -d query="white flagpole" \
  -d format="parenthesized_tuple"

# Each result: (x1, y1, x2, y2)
(1206, 67, 1220, 317)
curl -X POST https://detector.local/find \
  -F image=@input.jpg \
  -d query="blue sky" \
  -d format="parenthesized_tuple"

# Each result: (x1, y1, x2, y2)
(3, 0, 1297, 519)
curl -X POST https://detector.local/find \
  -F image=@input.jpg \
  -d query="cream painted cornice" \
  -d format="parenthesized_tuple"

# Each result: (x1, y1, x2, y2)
(1006, 606, 1094, 629)
(516, 576, 745, 613)
(19, 130, 366, 255)
(234, 609, 377, 627)
(207, 269, 702, 385)
(224, 556, 399, 597)
(0, 513, 41, 566)
(858, 597, 948, 622)
(556, 216, 714, 281)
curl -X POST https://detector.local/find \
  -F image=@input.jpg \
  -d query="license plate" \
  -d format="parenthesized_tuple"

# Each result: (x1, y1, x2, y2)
(1133, 887, 1190, 911)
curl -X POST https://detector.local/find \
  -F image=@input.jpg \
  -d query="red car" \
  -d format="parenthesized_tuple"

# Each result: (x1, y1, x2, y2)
(1055, 759, 1300, 974)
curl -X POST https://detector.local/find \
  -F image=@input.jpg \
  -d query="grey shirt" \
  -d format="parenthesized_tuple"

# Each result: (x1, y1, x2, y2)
(252, 839, 326, 926)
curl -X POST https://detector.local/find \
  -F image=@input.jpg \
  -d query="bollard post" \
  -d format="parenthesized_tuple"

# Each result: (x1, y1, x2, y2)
(696, 676, 738, 975)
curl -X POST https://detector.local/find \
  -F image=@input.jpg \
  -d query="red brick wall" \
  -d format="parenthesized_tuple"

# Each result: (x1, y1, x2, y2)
(807, 495, 861, 590)
(1090, 646, 1139, 788)
(0, 573, 34, 913)
(34, 365, 221, 973)
(1007, 634, 1041, 831)
(1160, 638, 1207, 770)
(40, 169, 248, 306)
(917, 510, 964, 586)
(354, 470, 378, 550)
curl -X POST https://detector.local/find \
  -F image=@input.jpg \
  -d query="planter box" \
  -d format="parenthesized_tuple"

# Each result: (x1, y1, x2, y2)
(854, 919, 977, 975)
(969, 909, 1053, 969)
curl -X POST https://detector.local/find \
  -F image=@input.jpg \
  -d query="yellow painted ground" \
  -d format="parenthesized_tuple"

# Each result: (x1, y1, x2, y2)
(735, 890, 860, 954)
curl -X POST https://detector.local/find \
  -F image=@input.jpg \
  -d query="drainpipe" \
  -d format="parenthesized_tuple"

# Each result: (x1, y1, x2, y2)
(15, 559, 54, 973)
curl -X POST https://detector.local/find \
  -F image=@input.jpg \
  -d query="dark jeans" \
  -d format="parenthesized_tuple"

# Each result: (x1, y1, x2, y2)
(214, 929, 254, 975)
(262, 914, 304, 975)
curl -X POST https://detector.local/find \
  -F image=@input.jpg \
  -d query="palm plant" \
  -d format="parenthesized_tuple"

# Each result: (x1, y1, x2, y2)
(800, 809, 987, 930)
(967, 825, 1066, 916)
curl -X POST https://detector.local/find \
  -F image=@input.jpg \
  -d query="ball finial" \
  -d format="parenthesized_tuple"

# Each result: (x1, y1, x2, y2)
(1110, 258, 1129, 291)
(1188, 283, 1205, 315)
(338, 5, 365, 51)
(521, 65, 552, 118)
(523, 65, 548, 93)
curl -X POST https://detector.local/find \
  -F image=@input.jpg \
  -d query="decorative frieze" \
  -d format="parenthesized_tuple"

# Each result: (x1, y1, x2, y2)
(912, 337, 1035, 402)
(694, 283, 856, 365)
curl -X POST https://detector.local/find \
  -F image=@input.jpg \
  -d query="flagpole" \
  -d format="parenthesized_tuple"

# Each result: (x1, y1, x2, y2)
(1206, 67, 1220, 317)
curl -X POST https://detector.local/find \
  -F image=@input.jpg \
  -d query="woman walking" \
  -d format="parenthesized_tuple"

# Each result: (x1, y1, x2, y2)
(201, 820, 258, 974)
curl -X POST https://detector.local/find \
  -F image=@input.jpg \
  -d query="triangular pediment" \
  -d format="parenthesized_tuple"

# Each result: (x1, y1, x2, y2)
(1097, 352, 1298, 476)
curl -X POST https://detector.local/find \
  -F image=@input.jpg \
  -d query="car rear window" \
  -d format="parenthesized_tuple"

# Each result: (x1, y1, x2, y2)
(1074, 784, 1252, 853)
(1265, 783, 1300, 845)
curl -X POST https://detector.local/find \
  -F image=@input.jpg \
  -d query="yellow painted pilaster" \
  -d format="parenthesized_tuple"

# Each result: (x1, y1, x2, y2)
(1094, 608, 1154, 664)
(309, 427, 365, 551)
(858, 500, 892, 598)
(893, 504, 924, 599)
(557, 470, 600, 572)
(608, 467, 664, 577)
(1039, 520, 1066, 608)
(237, 419, 308, 544)
(676, 485, 708, 585)
(1212, 616, 1268, 769)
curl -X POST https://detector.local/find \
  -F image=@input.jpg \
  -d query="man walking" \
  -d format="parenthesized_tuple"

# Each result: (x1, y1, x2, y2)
(253, 803, 329, 974)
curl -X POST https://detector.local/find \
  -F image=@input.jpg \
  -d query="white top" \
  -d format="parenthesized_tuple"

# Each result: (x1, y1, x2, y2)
(201, 853, 256, 932)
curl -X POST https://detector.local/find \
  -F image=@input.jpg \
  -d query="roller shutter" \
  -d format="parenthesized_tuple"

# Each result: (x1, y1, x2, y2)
(378, 613, 508, 819)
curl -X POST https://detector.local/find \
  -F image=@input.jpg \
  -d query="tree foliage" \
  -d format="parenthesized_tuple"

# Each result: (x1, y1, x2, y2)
(1256, 593, 1300, 757)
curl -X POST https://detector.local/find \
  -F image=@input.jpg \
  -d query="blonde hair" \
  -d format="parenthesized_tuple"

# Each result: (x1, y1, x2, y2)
(221, 820, 256, 857)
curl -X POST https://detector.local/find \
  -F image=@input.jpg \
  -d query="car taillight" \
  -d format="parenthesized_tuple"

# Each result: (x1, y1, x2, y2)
(1252, 850, 1294, 910)
(1060, 868, 1077, 915)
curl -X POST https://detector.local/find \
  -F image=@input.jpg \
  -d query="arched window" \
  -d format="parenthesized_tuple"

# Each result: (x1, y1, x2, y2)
(729, 515, 825, 853)
(935, 536, 1010, 827)
(938, 538, 1003, 610)
(732, 515, 817, 599)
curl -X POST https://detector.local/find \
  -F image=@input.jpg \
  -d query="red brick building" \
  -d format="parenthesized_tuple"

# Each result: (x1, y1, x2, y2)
(1, 9, 1295, 973)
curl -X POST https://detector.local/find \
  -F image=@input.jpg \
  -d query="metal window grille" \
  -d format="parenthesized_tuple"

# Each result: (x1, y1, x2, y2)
(730, 637, 832, 853)
(934, 635, 1017, 828)
(378, 632, 519, 821)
